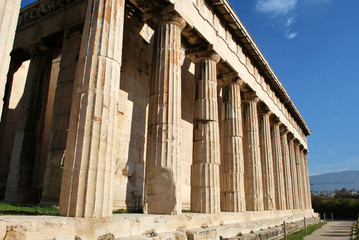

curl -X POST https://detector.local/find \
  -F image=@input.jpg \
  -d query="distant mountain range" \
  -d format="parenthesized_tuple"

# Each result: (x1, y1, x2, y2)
(309, 170, 359, 192)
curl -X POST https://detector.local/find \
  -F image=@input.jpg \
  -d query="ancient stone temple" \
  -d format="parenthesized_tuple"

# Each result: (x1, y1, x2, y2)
(0, 0, 317, 239)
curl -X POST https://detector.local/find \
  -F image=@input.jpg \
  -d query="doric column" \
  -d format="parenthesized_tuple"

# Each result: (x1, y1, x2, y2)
(5, 45, 53, 203)
(0, 0, 22, 119)
(271, 120, 286, 210)
(41, 26, 83, 205)
(191, 52, 221, 213)
(0, 56, 24, 196)
(144, 12, 185, 215)
(303, 150, 312, 209)
(220, 82, 246, 212)
(288, 134, 299, 209)
(299, 147, 308, 209)
(280, 126, 293, 209)
(300, 145, 309, 209)
(242, 92, 264, 211)
(295, 141, 304, 209)
(258, 109, 275, 210)
(58, 0, 126, 218)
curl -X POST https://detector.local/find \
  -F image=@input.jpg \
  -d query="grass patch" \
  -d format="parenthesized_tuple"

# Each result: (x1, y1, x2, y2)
(112, 208, 142, 214)
(280, 222, 326, 240)
(0, 202, 58, 215)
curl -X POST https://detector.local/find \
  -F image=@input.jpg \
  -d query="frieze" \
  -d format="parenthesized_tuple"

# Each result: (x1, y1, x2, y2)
(17, 0, 80, 29)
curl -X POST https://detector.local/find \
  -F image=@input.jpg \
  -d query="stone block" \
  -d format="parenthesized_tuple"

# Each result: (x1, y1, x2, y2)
(0, 221, 6, 240)
(186, 228, 217, 240)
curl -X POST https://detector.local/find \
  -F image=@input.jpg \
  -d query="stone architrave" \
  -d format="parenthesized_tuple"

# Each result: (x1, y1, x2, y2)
(303, 151, 312, 209)
(0, 0, 22, 119)
(58, 0, 126, 218)
(271, 120, 286, 210)
(221, 82, 246, 212)
(191, 52, 221, 213)
(144, 12, 186, 215)
(295, 141, 304, 209)
(5, 45, 53, 203)
(288, 135, 299, 209)
(280, 126, 293, 210)
(258, 110, 276, 210)
(242, 93, 264, 211)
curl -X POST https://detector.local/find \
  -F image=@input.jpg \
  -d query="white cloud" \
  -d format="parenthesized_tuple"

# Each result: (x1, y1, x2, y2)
(285, 32, 297, 39)
(286, 17, 295, 27)
(256, 0, 298, 16)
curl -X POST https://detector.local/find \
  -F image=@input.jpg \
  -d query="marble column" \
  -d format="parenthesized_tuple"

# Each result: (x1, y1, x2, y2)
(58, 0, 126, 218)
(0, 57, 24, 196)
(5, 45, 53, 203)
(41, 26, 83, 205)
(271, 120, 286, 210)
(220, 82, 246, 212)
(258, 110, 275, 210)
(280, 126, 293, 209)
(303, 150, 312, 209)
(295, 141, 304, 209)
(299, 146, 308, 209)
(0, 0, 22, 119)
(144, 12, 185, 215)
(191, 52, 221, 213)
(288, 134, 299, 209)
(242, 93, 264, 211)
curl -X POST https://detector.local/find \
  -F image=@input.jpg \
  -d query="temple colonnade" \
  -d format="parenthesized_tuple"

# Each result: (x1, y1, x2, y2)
(0, 0, 312, 218)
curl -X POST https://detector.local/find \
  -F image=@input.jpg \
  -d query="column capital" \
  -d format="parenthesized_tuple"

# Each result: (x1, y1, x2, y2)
(258, 103, 271, 116)
(287, 132, 295, 140)
(217, 72, 243, 86)
(27, 44, 54, 58)
(186, 46, 220, 63)
(270, 115, 281, 126)
(145, 9, 186, 30)
(242, 91, 259, 103)
(279, 124, 289, 135)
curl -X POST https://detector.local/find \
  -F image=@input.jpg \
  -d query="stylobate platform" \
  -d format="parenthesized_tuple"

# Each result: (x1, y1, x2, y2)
(0, 209, 318, 239)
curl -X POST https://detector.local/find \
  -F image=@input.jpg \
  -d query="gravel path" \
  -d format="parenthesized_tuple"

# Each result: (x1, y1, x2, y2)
(304, 221, 354, 240)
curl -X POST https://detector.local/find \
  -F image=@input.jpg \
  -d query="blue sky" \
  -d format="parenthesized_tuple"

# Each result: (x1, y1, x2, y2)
(231, 0, 359, 176)
(20, 0, 359, 176)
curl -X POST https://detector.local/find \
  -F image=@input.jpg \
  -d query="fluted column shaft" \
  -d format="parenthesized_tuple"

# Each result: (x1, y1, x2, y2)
(59, 0, 125, 218)
(0, 0, 22, 119)
(242, 95, 264, 211)
(144, 13, 185, 215)
(288, 137, 299, 209)
(191, 54, 221, 213)
(271, 122, 286, 210)
(220, 83, 246, 212)
(280, 129, 293, 209)
(5, 45, 53, 203)
(41, 28, 83, 205)
(295, 143, 304, 209)
(258, 112, 275, 210)
(300, 149, 308, 209)
(303, 152, 312, 209)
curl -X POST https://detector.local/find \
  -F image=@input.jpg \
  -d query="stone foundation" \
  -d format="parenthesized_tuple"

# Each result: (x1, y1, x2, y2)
(0, 210, 317, 240)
